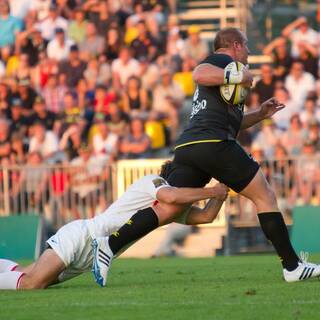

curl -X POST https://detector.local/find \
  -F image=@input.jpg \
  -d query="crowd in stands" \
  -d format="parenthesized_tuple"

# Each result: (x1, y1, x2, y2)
(0, 0, 200, 170)
(1, 0, 320, 208)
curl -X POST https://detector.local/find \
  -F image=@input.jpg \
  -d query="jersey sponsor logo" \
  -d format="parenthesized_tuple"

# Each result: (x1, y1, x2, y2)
(152, 178, 168, 188)
(190, 86, 207, 119)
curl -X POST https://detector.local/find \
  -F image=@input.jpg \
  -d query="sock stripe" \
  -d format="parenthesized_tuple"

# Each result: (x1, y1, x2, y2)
(10, 265, 19, 272)
(16, 272, 25, 289)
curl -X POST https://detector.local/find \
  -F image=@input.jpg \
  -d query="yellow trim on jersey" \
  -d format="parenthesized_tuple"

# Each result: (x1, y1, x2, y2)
(175, 139, 223, 150)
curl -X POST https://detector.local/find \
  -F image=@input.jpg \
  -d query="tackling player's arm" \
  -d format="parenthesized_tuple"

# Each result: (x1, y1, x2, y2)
(240, 97, 285, 130)
(156, 183, 228, 205)
(184, 197, 226, 225)
(193, 63, 253, 87)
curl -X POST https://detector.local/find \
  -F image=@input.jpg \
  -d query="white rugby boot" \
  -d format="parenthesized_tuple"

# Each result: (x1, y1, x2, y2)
(92, 237, 114, 287)
(283, 252, 320, 282)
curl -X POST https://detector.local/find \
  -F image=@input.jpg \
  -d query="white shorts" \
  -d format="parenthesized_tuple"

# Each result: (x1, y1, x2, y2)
(47, 220, 93, 283)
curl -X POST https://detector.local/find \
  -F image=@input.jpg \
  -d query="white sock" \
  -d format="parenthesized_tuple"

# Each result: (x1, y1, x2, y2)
(0, 259, 19, 272)
(0, 271, 25, 290)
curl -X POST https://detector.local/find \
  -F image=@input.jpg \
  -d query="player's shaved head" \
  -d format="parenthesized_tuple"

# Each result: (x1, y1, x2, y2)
(214, 28, 245, 51)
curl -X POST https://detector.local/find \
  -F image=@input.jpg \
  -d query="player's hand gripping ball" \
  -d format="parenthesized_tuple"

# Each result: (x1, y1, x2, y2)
(220, 61, 249, 105)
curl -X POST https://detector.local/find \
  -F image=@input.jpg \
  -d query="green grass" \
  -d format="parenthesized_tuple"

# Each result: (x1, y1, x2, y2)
(1, 255, 320, 320)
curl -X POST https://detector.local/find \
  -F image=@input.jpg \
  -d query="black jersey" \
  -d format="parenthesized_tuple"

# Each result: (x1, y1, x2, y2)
(176, 53, 244, 148)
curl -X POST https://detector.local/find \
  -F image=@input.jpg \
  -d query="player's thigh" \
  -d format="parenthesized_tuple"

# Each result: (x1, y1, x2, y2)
(240, 168, 279, 212)
(19, 249, 65, 289)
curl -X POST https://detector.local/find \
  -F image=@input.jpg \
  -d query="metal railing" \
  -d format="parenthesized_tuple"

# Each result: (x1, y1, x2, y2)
(1, 156, 319, 228)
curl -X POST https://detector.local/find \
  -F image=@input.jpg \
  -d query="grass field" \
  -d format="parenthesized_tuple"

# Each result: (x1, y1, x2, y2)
(1, 255, 320, 320)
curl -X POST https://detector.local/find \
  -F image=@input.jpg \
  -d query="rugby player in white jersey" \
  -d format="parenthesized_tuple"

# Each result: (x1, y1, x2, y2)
(0, 162, 228, 290)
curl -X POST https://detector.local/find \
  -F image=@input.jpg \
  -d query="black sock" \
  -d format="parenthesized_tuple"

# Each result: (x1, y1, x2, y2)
(258, 212, 300, 271)
(108, 207, 159, 255)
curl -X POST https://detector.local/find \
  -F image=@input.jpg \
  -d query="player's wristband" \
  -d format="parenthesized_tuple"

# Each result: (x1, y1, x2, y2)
(223, 69, 243, 84)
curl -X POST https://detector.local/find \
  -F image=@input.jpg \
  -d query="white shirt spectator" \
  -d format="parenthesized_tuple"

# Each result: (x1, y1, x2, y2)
(111, 58, 140, 87)
(47, 38, 74, 61)
(35, 16, 68, 41)
(290, 28, 318, 58)
(29, 131, 59, 158)
(93, 132, 118, 156)
(9, 0, 32, 19)
(285, 72, 315, 110)
(273, 99, 300, 130)
(30, 0, 51, 20)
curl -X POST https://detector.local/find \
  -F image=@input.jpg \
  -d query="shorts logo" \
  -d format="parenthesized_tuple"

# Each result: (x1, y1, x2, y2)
(152, 178, 168, 188)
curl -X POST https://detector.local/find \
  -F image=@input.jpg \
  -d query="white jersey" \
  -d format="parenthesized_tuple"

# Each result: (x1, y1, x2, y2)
(86, 174, 169, 239)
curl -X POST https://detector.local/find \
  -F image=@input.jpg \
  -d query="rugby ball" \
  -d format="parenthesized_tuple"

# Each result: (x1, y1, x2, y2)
(220, 61, 249, 105)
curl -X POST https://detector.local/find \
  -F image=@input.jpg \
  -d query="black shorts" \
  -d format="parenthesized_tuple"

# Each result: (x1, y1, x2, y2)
(168, 141, 260, 193)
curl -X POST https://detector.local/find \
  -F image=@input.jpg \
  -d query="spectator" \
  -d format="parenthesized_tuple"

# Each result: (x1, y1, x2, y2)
(300, 97, 320, 129)
(105, 101, 130, 137)
(70, 143, 109, 218)
(41, 73, 67, 114)
(272, 86, 298, 130)
(92, 120, 119, 159)
(253, 119, 282, 159)
(59, 123, 83, 161)
(29, 0, 51, 21)
(0, 1, 23, 48)
(306, 119, 320, 152)
(181, 25, 209, 67)
(104, 27, 122, 61)
(67, 7, 88, 45)
(296, 41, 318, 79)
(93, 84, 116, 116)
(280, 114, 305, 156)
(138, 56, 160, 91)
(12, 151, 48, 213)
(282, 16, 318, 58)
(130, 19, 159, 61)
(16, 28, 46, 67)
(263, 37, 293, 79)
(28, 121, 59, 160)
(35, 3, 68, 42)
(254, 64, 279, 103)
(79, 22, 105, 60)
(122, 76, 149, 115)
(120, 117, 151, 159)
(9, 0, 32, 19)
(294, 139, 320, 204)
(58, 44, 87, 88)
(284, 61, 315, 110)
(0, 118, 11, 159)
(111, 46, 140, 89)
(9, 97, 29, 137)
(47, 28, 74, 62)
(16, 78, 37, 115)
(152, 67, 185, 141)
(28, 95, 56, 130)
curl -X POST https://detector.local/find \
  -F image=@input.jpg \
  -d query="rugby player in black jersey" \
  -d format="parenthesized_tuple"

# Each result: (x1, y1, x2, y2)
(94, 28, 320, 283)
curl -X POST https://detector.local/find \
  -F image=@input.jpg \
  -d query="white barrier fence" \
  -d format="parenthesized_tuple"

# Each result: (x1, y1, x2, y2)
(1, 156, 319, 228)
